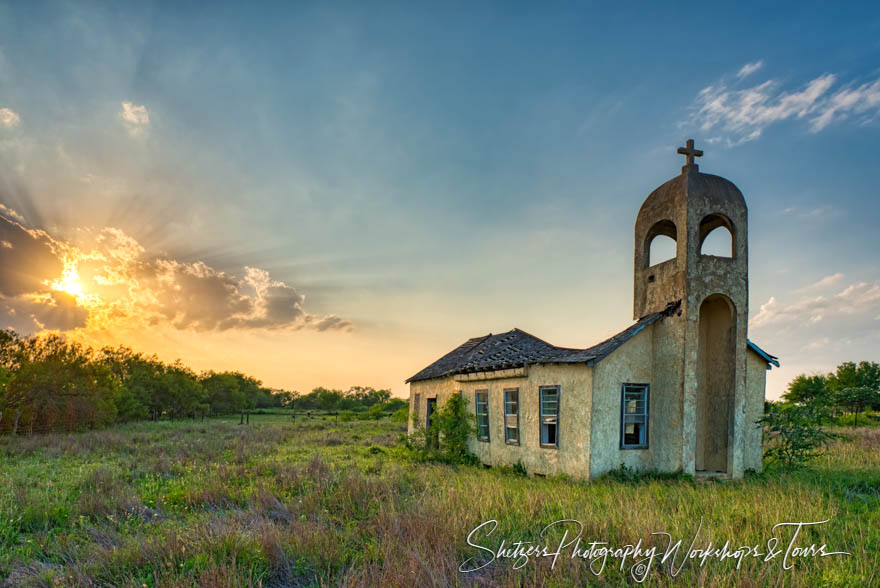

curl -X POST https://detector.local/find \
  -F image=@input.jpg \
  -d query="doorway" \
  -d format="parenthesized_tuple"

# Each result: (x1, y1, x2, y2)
(426, 398, 438, 449)
(696, 295, 735, 473)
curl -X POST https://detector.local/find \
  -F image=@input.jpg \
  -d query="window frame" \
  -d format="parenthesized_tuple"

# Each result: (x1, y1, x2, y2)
(503, 388, 520, 445)
(474, 389, 490, 442)
(620, 383, 650, 450)
(539, 385, 560, 449)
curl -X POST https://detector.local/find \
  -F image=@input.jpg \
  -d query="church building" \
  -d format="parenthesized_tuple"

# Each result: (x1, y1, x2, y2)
(406, 140, 779, 480)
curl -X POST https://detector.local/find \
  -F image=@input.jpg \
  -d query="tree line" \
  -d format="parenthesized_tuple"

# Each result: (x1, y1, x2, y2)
(762, 360, 880, 469)
(781, 360, 880, 425)
(0, 330, 395, 435)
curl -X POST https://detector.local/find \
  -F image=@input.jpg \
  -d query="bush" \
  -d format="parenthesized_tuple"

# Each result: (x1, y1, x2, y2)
(409, 393, 476, 465)
(761, 402, 837, 469)
(390, 407, 408, 423)
(339, 410, 356, 422)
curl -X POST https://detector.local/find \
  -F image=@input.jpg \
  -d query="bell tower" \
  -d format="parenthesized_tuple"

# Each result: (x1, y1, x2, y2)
(633, 140, 749, 477)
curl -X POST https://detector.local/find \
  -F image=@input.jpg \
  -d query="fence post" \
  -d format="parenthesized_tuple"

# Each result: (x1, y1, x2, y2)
(13, 411, 21, 436)
(246, 411, 250, 425)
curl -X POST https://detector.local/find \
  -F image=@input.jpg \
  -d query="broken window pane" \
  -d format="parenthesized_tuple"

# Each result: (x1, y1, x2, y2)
(475, 390, 489, 441)
(504, 388, 520, 444)
(620, 384, 649, 448)
(540, 386, 559, 447)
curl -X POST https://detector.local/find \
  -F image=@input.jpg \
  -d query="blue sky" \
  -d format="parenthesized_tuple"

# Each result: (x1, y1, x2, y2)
(1, 1, 879, 397)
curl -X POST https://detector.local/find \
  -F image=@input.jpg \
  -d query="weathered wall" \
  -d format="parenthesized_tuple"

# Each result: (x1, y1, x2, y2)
(744, 350, 767, 472)
(589, 324, 657, 477)
(408, 364, 593, 478)
(408, 377, 456, 435)
(649, 312, 686, 472)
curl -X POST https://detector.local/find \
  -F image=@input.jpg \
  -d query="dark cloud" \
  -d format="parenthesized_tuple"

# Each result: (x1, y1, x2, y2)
(0, 214, 64, 297)
(309, 315, 353, 332)
(0, 291, 89, 332)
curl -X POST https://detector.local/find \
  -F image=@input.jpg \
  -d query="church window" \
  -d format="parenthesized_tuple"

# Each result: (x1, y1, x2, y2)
(540, 386, 559, 448)
(620, 384, 649, 449)
(504, 388, 519, 445)
(475, 390, 490, 441)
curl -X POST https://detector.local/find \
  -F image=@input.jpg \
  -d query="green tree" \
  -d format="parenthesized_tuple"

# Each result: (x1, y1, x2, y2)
(4, 334, 119, 432)
(827, 361, 880, 421)
(783, 374, 830, 406)
(347, 386, 392, 407)
(163, 361, 207, 420)
(835, 386, 878, 426)
(202, 372, 247, 415)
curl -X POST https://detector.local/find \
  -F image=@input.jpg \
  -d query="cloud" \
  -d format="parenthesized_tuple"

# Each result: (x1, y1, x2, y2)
(750, 277, 880, 398)
(751, 279, 880, 332)
(0, 107, 20, 128)
(120, 101, 150, 135)
(0, 204, 351, 335)
(736, 60, 764, 79)
(684, 62, 880, 144)
(796, 272, 845, 293)
(309, 315, 353, 332)
(0, 206, 86, 331)
(809, 77, 880, 132)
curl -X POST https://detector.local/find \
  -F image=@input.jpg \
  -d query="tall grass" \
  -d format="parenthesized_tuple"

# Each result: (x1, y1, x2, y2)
(0, 419, 877, 586)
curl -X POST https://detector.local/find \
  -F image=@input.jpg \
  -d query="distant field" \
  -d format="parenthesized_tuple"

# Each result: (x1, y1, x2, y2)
(0, 418, 878, 587)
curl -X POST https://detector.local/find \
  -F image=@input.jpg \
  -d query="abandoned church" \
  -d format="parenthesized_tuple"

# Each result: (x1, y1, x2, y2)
(407, 140, 779, 480)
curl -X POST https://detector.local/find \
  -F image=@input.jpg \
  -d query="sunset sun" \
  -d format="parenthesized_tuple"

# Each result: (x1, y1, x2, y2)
(51, 266, 86, 299)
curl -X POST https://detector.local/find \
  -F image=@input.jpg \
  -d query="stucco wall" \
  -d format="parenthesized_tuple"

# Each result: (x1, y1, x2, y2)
(744, 350, 767, 472)
(408, 377, 456, 434)
(589, 324, 659, 477)
(408, 363, 593, 478)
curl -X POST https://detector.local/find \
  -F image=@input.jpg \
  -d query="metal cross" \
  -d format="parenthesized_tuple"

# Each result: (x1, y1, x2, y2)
(677, 139, 703, 169)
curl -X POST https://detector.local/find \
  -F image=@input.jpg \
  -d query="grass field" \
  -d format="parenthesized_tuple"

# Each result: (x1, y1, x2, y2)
(1, 417, 878, 587)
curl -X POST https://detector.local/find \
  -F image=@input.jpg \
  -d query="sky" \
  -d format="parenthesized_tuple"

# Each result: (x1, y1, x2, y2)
(1, 1, 879, 399)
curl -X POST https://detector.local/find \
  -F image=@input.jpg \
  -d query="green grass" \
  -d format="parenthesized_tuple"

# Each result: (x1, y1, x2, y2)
(0, 419, 877, 587)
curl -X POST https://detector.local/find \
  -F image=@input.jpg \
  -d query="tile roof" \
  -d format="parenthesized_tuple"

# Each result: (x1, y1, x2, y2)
(406, 301, 681, 383)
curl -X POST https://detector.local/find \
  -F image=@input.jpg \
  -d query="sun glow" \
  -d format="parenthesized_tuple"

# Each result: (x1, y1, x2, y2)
(51, 265, 86, 298)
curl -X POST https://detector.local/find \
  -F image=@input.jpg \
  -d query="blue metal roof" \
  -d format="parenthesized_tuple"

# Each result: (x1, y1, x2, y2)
(747, 339, 780, 368)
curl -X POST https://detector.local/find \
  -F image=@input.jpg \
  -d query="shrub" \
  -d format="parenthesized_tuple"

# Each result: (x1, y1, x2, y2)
(366, 404, 384, 420)
(761, 402, 837, 469)
(408, 393, 476, 465)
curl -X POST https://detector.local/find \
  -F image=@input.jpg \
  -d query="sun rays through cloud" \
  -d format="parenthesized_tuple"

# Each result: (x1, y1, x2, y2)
(0, 205, 351, 337)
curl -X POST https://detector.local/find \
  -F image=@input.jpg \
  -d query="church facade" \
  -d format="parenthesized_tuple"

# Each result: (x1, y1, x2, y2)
(407, 141, 778, 480)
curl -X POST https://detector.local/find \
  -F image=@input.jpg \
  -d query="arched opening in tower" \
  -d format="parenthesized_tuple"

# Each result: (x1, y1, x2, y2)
(695, 294, 735, 473)
(645, 219, 677, 267)
(649, 234, 677, 266)
(698, 213, 735, 258)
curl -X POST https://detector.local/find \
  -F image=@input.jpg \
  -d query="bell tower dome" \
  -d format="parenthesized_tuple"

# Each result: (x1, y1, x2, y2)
(633, 140, 750, 477)
(634, 139, 748, 320)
